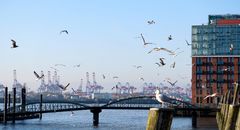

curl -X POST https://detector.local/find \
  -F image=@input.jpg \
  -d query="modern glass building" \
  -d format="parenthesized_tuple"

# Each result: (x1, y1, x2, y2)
(192, 14, 240, 106)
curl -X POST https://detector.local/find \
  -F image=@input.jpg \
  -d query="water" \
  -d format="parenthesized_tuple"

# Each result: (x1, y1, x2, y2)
(0, 110, 218, 130)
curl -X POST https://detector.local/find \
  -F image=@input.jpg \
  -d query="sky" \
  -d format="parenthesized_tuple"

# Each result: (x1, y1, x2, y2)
(0, 0, 240, 92)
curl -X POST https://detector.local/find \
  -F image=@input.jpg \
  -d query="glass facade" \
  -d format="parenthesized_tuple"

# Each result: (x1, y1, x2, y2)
(192, 15, 240, 56)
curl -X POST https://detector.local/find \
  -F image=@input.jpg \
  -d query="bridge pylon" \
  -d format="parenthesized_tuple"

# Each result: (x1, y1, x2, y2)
(90, 107, 102, 127)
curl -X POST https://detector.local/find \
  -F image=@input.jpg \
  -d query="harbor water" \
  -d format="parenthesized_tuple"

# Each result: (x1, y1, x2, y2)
(0, 110, 218, 130)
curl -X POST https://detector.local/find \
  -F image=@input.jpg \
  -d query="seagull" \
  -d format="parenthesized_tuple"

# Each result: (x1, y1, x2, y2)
(140, 33, 154, 46)
(71, 88, 77, 93)
(147, 20, 155, 25)
(55, 64, 66, 67)
(159, 58, 166, 66)
(50, 67, 58, 71)
(204, 93, 218, 100)
(230, 44, 233, 52)
(186, 40, 192, 46)
(139, 77, 144, 81)
(57, 83, 70, 91)
(222, 67, 231, 71)
(60, 30, 68, 34)
(70, 111, 74, 116)
(167, 80, 178, 87)
(155, 62, 163, 67)
(11, 39, 18, 48)
(170, 62, 176, 68)
(33, 71, 44, 80)
(73, 64, 81, 67)
(155, 90, 173, 107)
(168, 35, 172, 41)
(133, 65, 142, 69)
(102, 74, 106, 79)
(148, 47, 174, 54)
(113, 76, 119, 79)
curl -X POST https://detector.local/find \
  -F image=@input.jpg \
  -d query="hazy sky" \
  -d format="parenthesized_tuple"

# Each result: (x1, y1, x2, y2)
(0, 0, 239, 92)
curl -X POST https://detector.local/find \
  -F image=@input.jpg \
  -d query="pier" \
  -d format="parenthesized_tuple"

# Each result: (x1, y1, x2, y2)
(1, 87, 219, 128)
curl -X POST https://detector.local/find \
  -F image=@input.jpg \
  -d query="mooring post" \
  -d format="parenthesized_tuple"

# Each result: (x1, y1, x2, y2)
(8, 94, 11, 110)
(21, 87, 26, 112)
(232, 83, 239, 105)
(192, 111, 197, 128)
(146, 108, 174, 130)
(39, 94, 43, 120)
(3, 87, 8, 124)
(12, 87, 16, 124)
(90, 107, 102, 127)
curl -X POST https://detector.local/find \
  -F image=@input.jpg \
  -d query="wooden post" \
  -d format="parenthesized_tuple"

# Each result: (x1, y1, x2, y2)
(146, 108, 174, 130)
(3, 87, 8, 124)
(232, 83, 239, 105)
(39, 94, 42, 120)
(21, 87, 26, 112)
(12, 87, 16, 123)
(8, 94, 11, 110)
(192, 111, 197, 128)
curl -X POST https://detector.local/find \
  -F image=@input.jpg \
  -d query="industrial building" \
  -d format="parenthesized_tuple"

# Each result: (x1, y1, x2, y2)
(192, 14, 240, 106)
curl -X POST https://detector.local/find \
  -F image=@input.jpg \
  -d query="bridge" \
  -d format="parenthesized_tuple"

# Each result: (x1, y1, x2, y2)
(1, 87, 219, 127)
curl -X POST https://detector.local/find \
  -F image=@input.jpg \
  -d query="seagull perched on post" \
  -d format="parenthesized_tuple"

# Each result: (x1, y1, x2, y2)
(11, 39, 18, 48)
(33, 71, 44, 80)
(155, 90, 174, 108)
(57, 83, 70, 91)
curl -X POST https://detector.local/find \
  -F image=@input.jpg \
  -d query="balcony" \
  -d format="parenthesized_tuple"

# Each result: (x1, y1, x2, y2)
(196, 71, 203, 74)
(217, 62, 224, 66)
(223, 62, 234, 66)
(202, 62, 213, 66)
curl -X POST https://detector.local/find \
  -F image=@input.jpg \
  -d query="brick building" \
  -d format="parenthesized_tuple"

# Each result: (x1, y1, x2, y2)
(192, 14, 240, 106)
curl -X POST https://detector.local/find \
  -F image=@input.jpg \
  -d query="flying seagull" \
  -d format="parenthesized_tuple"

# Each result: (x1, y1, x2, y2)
(113, 76, 119, 79)
(55, 64, 66, 67)
(148, 47, 175, 54)
(159, 58, 166, 66)
(133, 65, 142, 69)
(204, 93, 218, 100)
(140, 33, 154, 46)
(186, 40, 192, 46)
(147, 20, 155, 25)
(60, 30, 68, 34)
(11, 39, 18, 48)
(33, 71, 44, 80)
(230, 44, 233, 52)
(167, 80, 178, 87)
(168, 35, 172, 41)
(222, 67, 231, 71)
(170, 62, 176, 68)
(155, 62, 164, 67)
(139, 77, 144, 81)
(73, 64, 81, 67)
(57, 83, 70, 91)
(50, 67, 58, 71)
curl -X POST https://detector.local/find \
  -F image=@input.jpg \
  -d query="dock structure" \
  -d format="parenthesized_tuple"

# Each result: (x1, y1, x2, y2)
(216, 83, 240, 130)
(146, 108, 174, 130)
